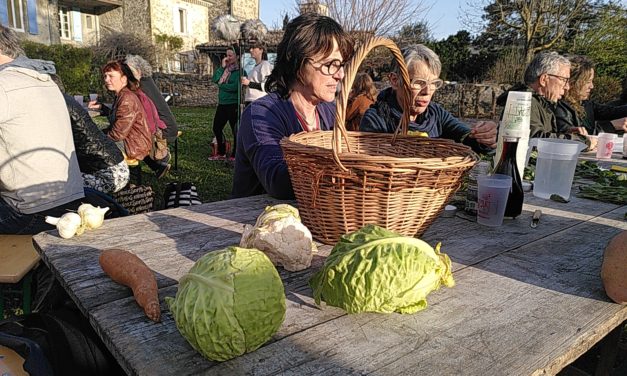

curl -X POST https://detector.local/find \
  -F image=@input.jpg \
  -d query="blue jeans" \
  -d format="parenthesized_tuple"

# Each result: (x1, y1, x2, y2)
(0, 188, 128, 235)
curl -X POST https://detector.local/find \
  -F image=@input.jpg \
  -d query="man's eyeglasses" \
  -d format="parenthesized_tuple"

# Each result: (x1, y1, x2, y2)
(547, 74, 570, 85)
(410, 78, 444, 91)
(307, 59, 345, 76)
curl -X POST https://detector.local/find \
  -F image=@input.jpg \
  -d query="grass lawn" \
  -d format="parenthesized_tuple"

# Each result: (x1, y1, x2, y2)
(95, 106, 235, 209)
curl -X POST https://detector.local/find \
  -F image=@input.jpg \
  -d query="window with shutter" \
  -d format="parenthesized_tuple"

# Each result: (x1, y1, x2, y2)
(6, 0, 25, 31)
(59, 6, 71, 39)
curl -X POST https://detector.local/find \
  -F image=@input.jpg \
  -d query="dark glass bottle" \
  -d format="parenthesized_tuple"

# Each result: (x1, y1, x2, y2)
(493, 137, 524, 218)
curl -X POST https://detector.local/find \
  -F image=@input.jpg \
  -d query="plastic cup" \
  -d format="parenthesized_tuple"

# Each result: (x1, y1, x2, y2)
(477, 174, 512, 227)
(74, 95, 84, 107)
(596, 132, 616, 159)
(89, 93, 98, 102)
(623, 134, 627, 159)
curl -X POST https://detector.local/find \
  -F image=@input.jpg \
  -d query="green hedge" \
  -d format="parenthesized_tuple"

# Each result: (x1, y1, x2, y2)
(21, 41, 95, 95)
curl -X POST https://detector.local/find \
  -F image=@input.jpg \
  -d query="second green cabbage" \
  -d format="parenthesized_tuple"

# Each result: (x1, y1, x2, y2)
(310, 225, 454, 314)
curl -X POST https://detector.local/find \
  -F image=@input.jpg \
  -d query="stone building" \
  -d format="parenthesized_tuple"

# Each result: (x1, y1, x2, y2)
(1, 0, 121, 45)
(1, 0, 262, 72)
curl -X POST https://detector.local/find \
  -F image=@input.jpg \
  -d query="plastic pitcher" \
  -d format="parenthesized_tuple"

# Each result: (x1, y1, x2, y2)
(531, 139, 586, 200)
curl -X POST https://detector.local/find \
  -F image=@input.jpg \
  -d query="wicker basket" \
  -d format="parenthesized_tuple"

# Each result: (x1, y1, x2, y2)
(280, 37, 478, 245)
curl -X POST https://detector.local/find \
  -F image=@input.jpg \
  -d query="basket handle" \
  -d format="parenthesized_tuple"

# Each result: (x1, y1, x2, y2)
(333, 36, 412, 171)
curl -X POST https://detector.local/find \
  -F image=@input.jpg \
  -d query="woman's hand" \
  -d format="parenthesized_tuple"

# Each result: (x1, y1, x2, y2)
(569, 126, 589, 136)
(87, 101, 101, 110)
(469, 120, 498, 148)
(221, 57, 228, 68)
(611, 117, 627, 132)
(241, 77, 250, 86)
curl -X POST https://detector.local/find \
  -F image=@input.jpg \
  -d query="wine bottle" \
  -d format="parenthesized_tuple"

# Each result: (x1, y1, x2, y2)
(493, 137, 524, 218)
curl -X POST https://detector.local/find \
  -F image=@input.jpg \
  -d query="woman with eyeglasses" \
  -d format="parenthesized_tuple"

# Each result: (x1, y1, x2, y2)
(360, 44, 497, 153)
(231, 13, 353, 199)
(555, 55, 627, 137)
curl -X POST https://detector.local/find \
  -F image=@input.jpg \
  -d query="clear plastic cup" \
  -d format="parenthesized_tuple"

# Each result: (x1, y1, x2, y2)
(477, 174, 512, 227)
(74, 95, 84, 106)
(89, 93, 98, 102)
(596, 132, 617, 159)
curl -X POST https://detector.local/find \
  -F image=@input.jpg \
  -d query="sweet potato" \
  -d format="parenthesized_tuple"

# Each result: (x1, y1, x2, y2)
(99, 248, 161, 322)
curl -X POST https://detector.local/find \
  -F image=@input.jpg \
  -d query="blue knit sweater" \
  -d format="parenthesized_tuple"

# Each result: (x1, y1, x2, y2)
(232, 93, 335, 199)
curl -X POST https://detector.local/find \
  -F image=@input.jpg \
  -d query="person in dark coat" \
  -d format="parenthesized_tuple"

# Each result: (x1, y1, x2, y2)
(596, 77, 627, 134)
(125, 54, 179, 142)
(360, 44, 496, 154)
(555, 55, 627, 136)
(51, 73, 129, 193)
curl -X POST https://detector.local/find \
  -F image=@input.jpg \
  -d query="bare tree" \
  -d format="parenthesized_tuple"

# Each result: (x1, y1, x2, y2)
(293, 0, 429, 38)
(463, 0, 593, 63)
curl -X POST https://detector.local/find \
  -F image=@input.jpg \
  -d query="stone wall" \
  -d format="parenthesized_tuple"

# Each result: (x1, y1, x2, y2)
(433, 83, 509, 120)
(99, 0, 152, 36)
(154, 73, 510, 115)
(153, 73, 217, 107)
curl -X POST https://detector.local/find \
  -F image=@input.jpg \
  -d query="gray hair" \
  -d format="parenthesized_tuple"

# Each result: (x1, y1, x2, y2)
(524, 51, 570, 85)
(125, 54, 153, 78)
(0, 24, 24, 59)
(390, 44, 442, 78)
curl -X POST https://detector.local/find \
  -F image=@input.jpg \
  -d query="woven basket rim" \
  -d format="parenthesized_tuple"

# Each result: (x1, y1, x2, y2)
(281, 130, 478, 168)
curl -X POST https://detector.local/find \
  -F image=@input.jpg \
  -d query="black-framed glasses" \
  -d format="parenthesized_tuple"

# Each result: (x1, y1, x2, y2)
(410, 78, 444, 91)
(307, 59, 345, 76)
(547, 74, 570, 85)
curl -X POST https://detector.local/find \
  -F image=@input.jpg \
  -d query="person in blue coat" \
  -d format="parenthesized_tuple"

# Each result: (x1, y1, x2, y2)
(231, 14, 354, 199)
(360, 44, 497, 154)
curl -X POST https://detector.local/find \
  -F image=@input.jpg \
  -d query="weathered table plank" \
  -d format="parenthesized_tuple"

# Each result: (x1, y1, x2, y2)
(32, 194, 627, 376)
(208, 206, 627, 376)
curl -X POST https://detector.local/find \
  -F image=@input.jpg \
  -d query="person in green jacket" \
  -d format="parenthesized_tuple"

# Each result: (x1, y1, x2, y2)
(210, 45, 242, 160)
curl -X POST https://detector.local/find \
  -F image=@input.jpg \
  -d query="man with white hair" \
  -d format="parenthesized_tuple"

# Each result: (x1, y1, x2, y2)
(0, 25, 85, 234)
(522, 51, 574, 138)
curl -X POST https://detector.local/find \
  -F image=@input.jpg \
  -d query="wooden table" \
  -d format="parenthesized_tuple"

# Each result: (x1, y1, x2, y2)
(33, 188, 627, 375)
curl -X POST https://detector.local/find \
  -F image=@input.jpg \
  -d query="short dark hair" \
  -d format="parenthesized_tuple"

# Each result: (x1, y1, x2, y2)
(227, 43, 240, 57)
(265, 13, 354, 98)
(102, 60, 140, 91)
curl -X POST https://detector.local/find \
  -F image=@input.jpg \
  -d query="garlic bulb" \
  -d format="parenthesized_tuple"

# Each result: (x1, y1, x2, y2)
(45, 212, 83, 239)
(80, 205, 109, 229)
(77, 203, 95, 216)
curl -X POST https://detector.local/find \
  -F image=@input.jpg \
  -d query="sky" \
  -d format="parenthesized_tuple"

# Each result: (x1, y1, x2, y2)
(259, 0, 469, 40)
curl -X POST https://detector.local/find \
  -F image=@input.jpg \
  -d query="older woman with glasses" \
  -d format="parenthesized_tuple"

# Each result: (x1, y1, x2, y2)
(360, 44, 496, 153)
(231, 13, 354, 199)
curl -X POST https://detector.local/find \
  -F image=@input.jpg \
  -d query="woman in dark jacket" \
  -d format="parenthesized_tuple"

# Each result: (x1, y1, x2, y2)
(51, 74, 129, 193)
(65, 94, 129, 193)
(556, 56, 627, 135)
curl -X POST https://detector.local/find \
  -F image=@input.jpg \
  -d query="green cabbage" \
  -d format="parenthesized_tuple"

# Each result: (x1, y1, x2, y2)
(166, 247, 286, 361)
(310, 225, 454, 314)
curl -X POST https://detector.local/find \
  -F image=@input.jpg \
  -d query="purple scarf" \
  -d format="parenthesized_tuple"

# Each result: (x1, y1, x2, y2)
(219, 63, 239, 84)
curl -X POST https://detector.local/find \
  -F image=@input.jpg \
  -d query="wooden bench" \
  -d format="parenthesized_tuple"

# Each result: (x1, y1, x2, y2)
(0, 235, 40, 318)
